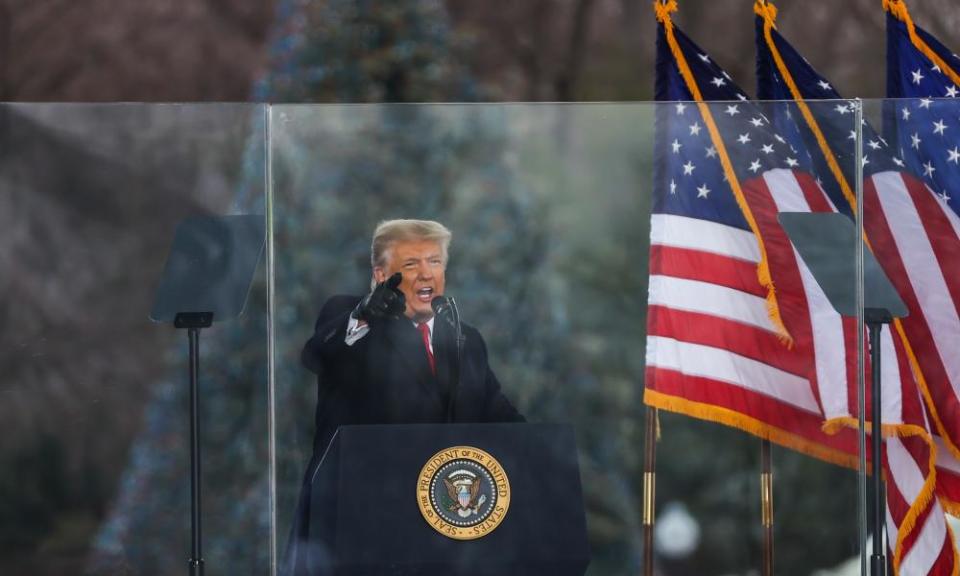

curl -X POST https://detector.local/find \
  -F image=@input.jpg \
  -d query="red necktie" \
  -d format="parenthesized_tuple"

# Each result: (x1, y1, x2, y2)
(417, 322, 436, 375)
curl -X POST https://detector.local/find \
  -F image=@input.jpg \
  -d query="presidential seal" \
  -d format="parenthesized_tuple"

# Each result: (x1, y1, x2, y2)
(416, 446, 511, 540)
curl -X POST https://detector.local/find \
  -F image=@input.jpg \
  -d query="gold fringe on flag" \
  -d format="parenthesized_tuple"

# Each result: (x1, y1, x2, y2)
(644, 389, 858, 468)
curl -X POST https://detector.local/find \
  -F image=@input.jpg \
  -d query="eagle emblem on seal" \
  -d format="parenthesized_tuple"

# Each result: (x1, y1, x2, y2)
(443, 469, 487, 517)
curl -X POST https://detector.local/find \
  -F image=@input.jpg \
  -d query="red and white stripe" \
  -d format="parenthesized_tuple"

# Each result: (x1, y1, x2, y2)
(886, 434, 955, 576)
(742, 169, 952, 575)
(865, 171, 960, 456)
(646, 209, 859, 454)
(755, 169, 858, 421)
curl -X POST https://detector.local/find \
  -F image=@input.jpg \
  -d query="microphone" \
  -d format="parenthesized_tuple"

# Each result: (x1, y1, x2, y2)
(431, 296, 461, 334)
(431, 295, 452, 317)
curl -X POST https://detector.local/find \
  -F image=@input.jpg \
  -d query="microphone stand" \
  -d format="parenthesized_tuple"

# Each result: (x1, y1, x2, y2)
(434, 297, 464, 422)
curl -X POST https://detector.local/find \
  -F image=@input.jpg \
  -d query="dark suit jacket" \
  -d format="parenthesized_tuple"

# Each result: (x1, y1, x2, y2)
(283, 295, 524, 576)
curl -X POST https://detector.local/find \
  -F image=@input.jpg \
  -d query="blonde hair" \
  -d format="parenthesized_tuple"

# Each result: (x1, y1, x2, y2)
(370, 219, 452, 286)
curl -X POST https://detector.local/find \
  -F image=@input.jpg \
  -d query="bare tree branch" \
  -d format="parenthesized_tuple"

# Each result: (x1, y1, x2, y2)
(555, 0, 597, 101)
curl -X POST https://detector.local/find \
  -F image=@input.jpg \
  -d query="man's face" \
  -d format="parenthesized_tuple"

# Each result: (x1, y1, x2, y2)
(374, 240, 446, 322)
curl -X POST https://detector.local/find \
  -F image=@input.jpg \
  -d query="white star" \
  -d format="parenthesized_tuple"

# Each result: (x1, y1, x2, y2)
(698, 53, 710, 63)
(949, 147, 960, 164)
(722, 71, 732, 80)
(689, 122, 702, 136)
(923, 161, 936, 177)
(737, 93, 749, 101)
(893, 157, 905, 167)
(725, 105, 740, 116)
(939, 191, 952, 203)
(670, 179, 677, 194)
(697, 184, 711, 198)
(737, 133, 751, 144)
(947, 86, 959, 98)
(920, 98, 933, 109)
(868, 140, 881, 150)
(711, 77, 726, 88)
(705, 146, 718, 158)
(774, 134, 786, 144)
(848, 130, 857, 141)
(817, 80, 832, 90)
(932, 63, 942, 73)
(912, 68, 925, 84)
(835, 104, 850, 115)
(761, 144, 775, 154)
(862, 155, 870, 167)
(786, 157, 799, 167)
(671, 139, 682, 153)
(749, 160, 762, 173)
(912, 133, 922, 149)
(750, 117, 764, 127)
(676, 102, 687, 115)
(682, 161, 695, 175)
(934, 119, 948, 135)
(902, 107, 912, 120)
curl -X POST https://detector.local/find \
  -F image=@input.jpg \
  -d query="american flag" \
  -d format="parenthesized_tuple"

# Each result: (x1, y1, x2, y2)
(886, 0, 960, 210)
(886, 0, 960, 509)
(644, 2, 864, 472)
(754, 1, 958, 573)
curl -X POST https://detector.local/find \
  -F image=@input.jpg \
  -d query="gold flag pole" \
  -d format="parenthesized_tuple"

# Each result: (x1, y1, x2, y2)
(642, 407, 658, 576)
(761, 439, 775, 576)
(754, 6, 776, 564)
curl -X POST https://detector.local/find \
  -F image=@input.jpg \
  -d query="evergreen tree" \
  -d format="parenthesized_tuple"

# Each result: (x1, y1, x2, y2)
(89, 2, 558, 575)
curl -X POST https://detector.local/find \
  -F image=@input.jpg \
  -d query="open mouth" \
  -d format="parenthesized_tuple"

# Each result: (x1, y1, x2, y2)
(416, 287, 434, 303)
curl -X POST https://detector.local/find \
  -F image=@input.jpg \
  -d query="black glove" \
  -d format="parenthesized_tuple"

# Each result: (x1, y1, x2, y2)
(355, 272, 405, 324)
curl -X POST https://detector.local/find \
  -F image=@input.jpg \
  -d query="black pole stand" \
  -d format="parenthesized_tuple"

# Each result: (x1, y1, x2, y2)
(150, 215, 265, 576)
(866, 308, 893, 576)
(444, 298, 463, 423)
(175, 311, 214, 576)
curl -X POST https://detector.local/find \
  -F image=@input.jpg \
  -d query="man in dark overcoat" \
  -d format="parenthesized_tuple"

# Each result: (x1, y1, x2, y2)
(283, 219, 523, 575)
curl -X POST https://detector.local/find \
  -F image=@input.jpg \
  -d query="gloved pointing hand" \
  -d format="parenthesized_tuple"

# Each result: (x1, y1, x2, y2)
(355, 272, 406, 324)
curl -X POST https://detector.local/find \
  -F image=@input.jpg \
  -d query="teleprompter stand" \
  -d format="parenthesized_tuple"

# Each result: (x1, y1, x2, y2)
(779, 212, 908, 576)
(150, 215, 265, 576)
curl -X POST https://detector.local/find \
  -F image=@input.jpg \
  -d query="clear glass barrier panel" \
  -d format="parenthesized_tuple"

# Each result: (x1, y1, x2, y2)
(0, 103, 270, 575)
(270, 101, 863, 576)
(861, 97, 960, 575)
